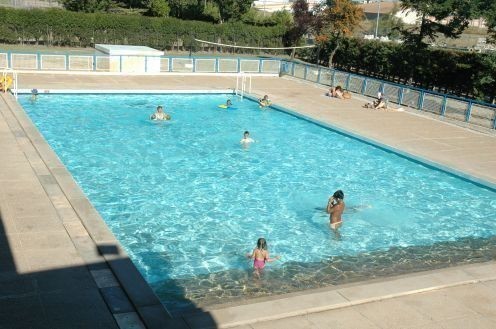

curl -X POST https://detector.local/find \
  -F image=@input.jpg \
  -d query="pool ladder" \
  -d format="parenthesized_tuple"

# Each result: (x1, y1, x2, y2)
(235, 72, 252, 100)
(1, 68, 18, 99)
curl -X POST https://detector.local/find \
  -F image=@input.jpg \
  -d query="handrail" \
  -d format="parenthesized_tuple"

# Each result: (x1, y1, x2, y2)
(1, 68, 17, 99)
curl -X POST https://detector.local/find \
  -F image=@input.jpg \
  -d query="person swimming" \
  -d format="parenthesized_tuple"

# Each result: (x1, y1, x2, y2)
(240, 131, 255, 145)
(327, 190, 345, 230)
(150, 105, 171, 121)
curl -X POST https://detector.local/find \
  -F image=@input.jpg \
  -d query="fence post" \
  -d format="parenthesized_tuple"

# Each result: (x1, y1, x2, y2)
(144, 56, 148, 73)
(317, 67, 322, 84)
(493, 109, 496, 129)
(291, 62, 295, 76)
(331, 70, 336, 86)
(237, 58, 241, 73)
(192, 58, 196, 73)
(361, 78, 367, 95)
(37, 52, 41, 70)
(440, 96, 447, 116)
(119, 56, 123, 72)
(398, 87, 404, 105)
(7, 51, 12, 69)
(345, 74, 351, 90)
(215, 58, 219, 73)
(93, 54, 96, 71)
(259, 59, 262, 73)
(169, 58, 172, 72)
(465, 102, 473, 122)
(304, 65, 308, 80)
(65, 54, 69, 70)
(418, 91, 425, 110)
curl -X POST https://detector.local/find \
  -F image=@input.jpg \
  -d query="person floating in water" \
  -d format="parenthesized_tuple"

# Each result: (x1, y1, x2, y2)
(150, 105, 171, 121)
(30, 89, 39, 102)
(226, 99, 232, 107)
(327, 190, 345, 230)
(258, 95, 271, 108)
(240, 130, 255, 145)
(247, 238, 280, 277)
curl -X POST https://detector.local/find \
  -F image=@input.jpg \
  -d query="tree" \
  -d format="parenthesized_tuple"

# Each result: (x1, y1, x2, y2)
(61, 0, 115, 12)
(214, 0, 254, 22)
(475, 0, 496, 43)
(285, 0, 313, 53)
(315, 0, 364, 67)
(146, 0, 170, 17)
(399, 0, 475, 48)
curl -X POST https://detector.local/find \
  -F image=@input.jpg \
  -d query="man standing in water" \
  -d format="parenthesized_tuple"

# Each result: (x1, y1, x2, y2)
(327, 190, 345, 230)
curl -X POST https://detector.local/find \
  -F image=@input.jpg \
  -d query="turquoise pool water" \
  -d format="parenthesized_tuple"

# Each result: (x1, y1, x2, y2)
(20, 93, 496, 312)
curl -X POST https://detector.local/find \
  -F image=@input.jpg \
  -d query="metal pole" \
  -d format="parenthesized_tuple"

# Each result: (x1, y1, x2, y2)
(374, 1, 381, 39)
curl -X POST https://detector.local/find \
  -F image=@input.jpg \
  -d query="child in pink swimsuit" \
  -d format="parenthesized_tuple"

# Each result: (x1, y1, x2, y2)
(247, 238, 280, 277)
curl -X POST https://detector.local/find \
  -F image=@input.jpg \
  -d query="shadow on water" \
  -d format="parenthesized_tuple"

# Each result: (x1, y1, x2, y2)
(0, 208, 217, 329)
(154, 234, 496, 314)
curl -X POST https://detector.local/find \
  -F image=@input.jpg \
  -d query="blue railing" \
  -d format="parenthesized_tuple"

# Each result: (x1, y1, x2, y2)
(280, 60, 496, 130)
(0, 51, 281, 74)
(1, 50, 494, 129)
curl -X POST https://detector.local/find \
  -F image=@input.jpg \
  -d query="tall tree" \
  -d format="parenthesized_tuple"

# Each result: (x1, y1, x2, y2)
(286, 0, 313, 49)
(399, 0, 475, 48)
(315, 0, 364, 67)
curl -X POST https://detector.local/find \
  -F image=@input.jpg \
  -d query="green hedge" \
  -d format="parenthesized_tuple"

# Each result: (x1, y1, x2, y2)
(299, 38, 496, 103)
(0, 7, 287, 51)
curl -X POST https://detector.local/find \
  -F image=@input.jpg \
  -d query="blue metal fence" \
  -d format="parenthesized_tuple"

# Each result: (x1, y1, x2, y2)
(279, 60, 496, 130)
(0, 50, 494, 129)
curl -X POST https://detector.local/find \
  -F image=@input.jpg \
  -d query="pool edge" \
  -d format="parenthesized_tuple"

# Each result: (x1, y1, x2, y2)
(245, 94, 496, 192)
(1, 93, 178, 329)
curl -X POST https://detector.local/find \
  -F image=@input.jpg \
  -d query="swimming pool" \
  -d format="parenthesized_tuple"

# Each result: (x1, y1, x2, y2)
(20, 93, 496, 313)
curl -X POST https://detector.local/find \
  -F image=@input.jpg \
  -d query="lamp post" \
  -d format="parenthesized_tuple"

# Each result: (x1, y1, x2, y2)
(374, 0, 381, 39)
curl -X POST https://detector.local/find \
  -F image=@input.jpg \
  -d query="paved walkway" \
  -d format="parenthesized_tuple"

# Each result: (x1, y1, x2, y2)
(0, 73, 494, 328)
(230, 278, 496, 329)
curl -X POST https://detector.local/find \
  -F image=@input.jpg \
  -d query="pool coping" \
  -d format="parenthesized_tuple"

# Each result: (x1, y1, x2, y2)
(7, 90, 496, 328)
(1, 93, 178, 329)
(245, 94, 496, 192)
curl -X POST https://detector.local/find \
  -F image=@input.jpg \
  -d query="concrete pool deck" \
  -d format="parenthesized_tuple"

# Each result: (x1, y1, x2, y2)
(0, 73, 495, 328)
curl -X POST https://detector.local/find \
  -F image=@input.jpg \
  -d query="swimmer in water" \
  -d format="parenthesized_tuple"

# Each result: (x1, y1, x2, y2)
(258, 95, 271, 108)
(327, 190, 345, 230)
(247, 238, 280, 278)
(226, 99, 233, 107)
(240, 130, 255, 145)
(30, 89, 39, 102)
(150, 105, 171, 121)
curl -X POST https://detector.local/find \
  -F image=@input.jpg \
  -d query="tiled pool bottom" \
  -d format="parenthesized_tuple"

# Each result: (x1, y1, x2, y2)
(158, 236, 496, 314)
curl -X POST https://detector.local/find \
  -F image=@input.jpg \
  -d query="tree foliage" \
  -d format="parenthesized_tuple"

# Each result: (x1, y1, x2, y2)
(399, 0, 475, 48)
(297, 37, 496, 103)
(0, 7, 286, 52)
(61, 0, 115, 12)
(146, 0, 170, 17)
(475, 0, 496, 42)
(314, 0, 364, 67)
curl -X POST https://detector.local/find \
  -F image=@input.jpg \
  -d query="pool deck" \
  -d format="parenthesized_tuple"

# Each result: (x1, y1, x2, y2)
(0, 73, 495, 329)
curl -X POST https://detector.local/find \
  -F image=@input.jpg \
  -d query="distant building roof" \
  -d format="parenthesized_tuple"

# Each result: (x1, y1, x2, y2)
(94, 45, 164, 56)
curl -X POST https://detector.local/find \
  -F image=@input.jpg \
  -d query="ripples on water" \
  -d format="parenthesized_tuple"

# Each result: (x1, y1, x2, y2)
(21, 94, 496, 313)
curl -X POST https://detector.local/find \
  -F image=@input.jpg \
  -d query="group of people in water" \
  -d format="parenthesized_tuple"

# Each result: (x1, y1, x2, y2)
(149, 95, 349, 277)
(248, 189, 345, 277)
